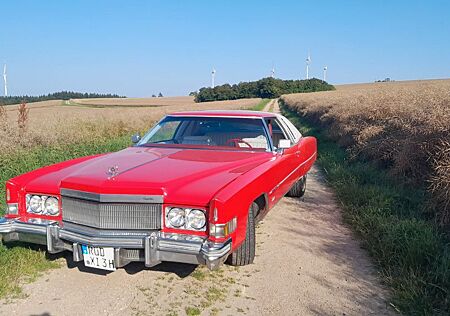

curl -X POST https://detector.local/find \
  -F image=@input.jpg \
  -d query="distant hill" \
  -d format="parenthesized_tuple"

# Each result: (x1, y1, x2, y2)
(0, 91, 125, 106)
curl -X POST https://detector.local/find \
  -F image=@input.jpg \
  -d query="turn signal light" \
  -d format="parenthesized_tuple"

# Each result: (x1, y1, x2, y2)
(6, 203, 18, 215)
(209, 217, 237, 238)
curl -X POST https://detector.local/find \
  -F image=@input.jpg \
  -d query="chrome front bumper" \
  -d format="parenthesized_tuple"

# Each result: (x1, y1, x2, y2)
(0, 217, 231, 270)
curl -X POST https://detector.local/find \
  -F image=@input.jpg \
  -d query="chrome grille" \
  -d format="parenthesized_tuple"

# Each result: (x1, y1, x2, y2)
(61, 196, 162, 230)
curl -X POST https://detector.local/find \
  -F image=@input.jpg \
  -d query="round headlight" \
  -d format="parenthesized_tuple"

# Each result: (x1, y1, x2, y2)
(29, 195, 42, 213)
(187, 209, 206, 230)
(44, 197, 59, 215)
(167, 208, 186, 228)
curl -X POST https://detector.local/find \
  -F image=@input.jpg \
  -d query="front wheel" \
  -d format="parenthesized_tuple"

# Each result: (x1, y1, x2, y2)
(286, 174, 307, 198)
(227, 202, 257, 266)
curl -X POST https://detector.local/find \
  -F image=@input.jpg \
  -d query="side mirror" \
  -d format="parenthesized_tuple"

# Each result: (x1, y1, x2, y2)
(278, 139, 291, 149)
(276, 139, 291, 154)
(131, 133, 141, 144)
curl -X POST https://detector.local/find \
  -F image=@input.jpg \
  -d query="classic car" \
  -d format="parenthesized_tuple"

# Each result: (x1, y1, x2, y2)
(0, 110, 317, 271)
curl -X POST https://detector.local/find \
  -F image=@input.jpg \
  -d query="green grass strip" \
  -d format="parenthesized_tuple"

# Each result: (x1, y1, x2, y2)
(0, 135, 131, 298)
(250, 99, 270, 111)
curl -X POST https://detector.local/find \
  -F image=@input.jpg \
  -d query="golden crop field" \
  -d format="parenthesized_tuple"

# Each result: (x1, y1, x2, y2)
(281, 79, 450, 224)
(0, 97, 261, 153)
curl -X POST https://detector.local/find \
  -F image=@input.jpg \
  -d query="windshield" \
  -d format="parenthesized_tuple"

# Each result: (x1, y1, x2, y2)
(138, 116, 270, 151)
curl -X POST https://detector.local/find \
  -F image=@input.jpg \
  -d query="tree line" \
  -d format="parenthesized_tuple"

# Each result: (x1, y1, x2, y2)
(193, 77, 335, 102)
(0, 91, 124, 106)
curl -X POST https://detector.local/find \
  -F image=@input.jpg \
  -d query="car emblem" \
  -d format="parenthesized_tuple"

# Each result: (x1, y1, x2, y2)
(107, 165, 119, 178)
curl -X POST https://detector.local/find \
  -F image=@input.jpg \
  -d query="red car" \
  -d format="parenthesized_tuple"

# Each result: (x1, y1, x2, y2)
(0, 110, 316, 271)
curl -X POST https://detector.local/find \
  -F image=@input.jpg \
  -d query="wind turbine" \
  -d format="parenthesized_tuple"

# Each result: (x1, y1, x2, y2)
(305, 52, 311, 79)
(3, 63, 7, 97)
(323, 66, 328, 81)
(271, 64, 275, 78)
(211, 68, 216, 88)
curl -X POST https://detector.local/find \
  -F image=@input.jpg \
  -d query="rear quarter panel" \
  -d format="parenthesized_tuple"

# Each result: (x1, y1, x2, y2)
(298, 136, 317, 176)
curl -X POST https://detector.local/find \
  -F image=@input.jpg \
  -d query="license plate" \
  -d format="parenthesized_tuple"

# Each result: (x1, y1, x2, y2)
(81, 245, 116, 271)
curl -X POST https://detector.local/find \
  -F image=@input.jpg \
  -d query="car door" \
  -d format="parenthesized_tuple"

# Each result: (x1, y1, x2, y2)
(264, 118, 299, 207)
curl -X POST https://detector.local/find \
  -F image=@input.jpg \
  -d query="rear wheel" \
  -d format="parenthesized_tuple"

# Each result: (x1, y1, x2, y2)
(227, 202, 257, 266)
(287, 174, 307, 198)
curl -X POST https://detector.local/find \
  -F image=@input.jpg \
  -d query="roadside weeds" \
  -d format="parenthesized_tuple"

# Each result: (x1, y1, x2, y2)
(280, 101, 450, 315)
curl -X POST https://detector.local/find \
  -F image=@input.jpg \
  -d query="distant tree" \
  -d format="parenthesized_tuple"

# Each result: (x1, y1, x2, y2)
(189, 91, 198, 97)
(152, 94, 157, 97)
(257, 77, 280, 99)
(196, 87, 215, 102)
(0, 91, 125, 106)
(195, 77, 334, 102)
(158, 92, 163, 97)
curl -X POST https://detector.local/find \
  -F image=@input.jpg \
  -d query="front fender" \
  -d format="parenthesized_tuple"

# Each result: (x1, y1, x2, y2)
(211, 160, 275, 250)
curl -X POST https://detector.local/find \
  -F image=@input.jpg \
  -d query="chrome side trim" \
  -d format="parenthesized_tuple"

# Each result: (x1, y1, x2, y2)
(60, 189, 164, 204)
(269, 153, 316, 195)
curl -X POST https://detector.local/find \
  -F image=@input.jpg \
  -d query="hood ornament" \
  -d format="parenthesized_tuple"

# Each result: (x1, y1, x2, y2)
(107, 165, 119, 178)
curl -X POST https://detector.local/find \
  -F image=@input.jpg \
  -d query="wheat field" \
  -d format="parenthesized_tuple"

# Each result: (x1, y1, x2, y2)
(0, 97, 261, 153)
(281, 79, 450, 225)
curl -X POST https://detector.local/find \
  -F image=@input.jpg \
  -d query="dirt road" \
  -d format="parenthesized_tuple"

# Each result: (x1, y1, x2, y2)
(0, 166, 393, 316)
(0, 102, 394, 315)
(262, 99, 277, 112)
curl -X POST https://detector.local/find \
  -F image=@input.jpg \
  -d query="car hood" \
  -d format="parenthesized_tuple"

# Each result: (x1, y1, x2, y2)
(24, 146, 272, 206)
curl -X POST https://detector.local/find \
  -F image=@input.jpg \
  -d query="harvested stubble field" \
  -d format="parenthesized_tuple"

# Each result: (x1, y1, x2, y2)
(282, 79, 450, 225)
(70, 96, 195, 107)
(280, 79, 450, 314)
(0, 97, 260, 153)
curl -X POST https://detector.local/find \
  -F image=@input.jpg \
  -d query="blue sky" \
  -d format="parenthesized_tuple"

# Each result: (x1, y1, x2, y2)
(0, 1, 449, 97)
